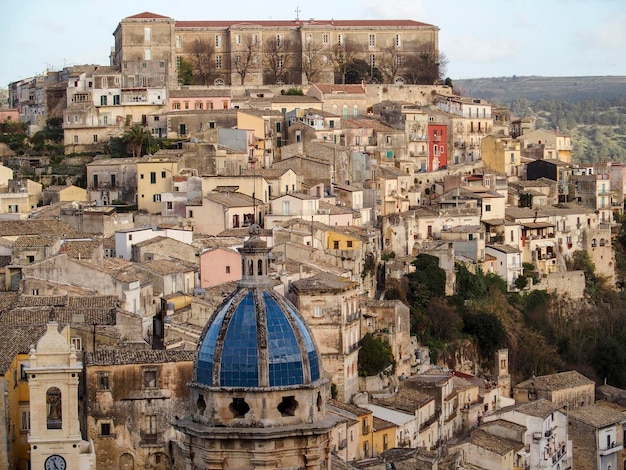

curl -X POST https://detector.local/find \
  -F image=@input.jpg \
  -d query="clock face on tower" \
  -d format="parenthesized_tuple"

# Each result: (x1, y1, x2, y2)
(44, 455, 66, 470)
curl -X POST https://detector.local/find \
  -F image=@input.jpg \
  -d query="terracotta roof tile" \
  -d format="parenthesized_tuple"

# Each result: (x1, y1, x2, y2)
(16, 295, 67, 308)
(0, 325, 47, 374)
(0, 220, 85, 238)
(176, 19, 434, 28)
(84, 349, 194, 366)
(126, 11, 170, 19)
(59, 240, 102, 259)
(0, 307, 52, 325)
(13, 235, 59, 247)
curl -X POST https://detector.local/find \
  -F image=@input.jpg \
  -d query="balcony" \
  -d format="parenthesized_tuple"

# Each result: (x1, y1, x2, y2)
(599, 442, 622, 456)
(140, 432, 159, 446)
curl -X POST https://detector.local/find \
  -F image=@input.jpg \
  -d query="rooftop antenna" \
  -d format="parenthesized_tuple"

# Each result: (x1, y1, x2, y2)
(295, 6, 301, 20)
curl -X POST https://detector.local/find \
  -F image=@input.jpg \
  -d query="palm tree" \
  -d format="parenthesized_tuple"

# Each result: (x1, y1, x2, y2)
(123, 125, 150, 157)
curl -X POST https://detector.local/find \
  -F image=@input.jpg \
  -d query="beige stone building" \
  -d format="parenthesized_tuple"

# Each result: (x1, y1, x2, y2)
(84, 349, 194, 470)
(112, 12, 439, 87)
(513, 370, 595, 410)
(287, 273, 361, 403)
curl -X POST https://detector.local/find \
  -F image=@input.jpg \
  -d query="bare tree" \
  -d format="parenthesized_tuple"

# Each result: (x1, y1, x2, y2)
(189, 38, 215, 85)
(301, 38, 326, 84)
(378, 45, 404, 84)
(328, 39, 362, 84)
(263, 36, 293, 84)
(402, 50, 447, 85)
(233, 35, 259, 85)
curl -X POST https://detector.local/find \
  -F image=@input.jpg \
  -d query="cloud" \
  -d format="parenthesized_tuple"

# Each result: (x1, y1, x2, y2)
(573, 11, 626, 51)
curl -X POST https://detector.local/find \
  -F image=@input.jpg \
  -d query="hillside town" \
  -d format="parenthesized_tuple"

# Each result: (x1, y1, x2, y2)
(1, 10, 626, 470)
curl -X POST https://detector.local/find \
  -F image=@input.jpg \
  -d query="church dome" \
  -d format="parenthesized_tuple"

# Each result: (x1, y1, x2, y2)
(193, 227, 322, 389)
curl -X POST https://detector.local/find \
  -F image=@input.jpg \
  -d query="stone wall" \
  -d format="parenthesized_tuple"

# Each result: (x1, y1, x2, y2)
(539, 270, 586, 299)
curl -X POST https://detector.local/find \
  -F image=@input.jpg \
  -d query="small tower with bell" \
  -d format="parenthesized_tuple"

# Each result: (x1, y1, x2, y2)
(27, 322, 96, 470)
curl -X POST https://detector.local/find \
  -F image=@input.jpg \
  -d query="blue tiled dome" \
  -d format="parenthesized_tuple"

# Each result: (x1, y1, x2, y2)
(195, 288, 321, 388)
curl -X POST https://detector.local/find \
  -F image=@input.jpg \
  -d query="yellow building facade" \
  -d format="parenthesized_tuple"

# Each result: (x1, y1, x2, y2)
(136, 156, 180, 213)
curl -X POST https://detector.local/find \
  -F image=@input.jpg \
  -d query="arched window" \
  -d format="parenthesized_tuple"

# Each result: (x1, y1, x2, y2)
(46, 387, 62, 429)
(258, 259, 263, 275)
(248, 260, 253, 276)
(120, 453, 134, 470)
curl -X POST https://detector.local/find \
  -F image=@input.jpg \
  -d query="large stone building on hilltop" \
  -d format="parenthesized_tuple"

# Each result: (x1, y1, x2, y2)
(112, 12, 440, 87)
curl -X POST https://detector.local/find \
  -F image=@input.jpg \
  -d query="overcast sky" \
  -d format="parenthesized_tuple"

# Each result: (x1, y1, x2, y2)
(2, 0, 625, 87)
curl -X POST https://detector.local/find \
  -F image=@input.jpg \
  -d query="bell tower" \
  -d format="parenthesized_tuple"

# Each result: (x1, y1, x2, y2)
(27, 322, 95, 470)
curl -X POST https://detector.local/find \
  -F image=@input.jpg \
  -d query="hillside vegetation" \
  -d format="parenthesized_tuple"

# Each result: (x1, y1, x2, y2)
(385, 218, 626, 388)
(455, 76, 626, 164)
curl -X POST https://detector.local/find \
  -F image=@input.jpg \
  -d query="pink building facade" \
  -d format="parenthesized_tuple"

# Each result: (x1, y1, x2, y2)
(199, 247, 242, 287)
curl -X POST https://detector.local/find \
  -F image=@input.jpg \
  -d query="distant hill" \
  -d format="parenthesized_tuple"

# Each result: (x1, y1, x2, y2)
(453, 76, 626, 104)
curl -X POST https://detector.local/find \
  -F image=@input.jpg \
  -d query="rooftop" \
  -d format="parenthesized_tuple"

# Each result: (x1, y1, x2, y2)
(515, 370, 594, 391)
(85, 349, 194, 366)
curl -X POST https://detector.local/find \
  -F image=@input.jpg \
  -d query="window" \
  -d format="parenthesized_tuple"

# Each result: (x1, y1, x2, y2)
(511, 152, 515, 163)
(161, 171, 166, 179)
(46, 387, 62, 429)
(144, 49, 151, 61)
(277, 55, 284, 68)
(195, 102, 203, 110)
(276, 34, 283, 47)
(21, 410, 30, 432)
(93, 134, 98, 143)
(323, 33, 329, 44)
(215, 35, 222, 48)
(225, 266, 231, 274)
(314, 306, 323, 318)
(216, 54, 222, 69)
(333, 240, 339, 249)
(100, 422, 112, 436)
(97, 372, 110, 390)
(100, 95, 107, 106)
(369, 54, 376, 67)
(166, 201, 173, 210)
(184, 101, 189, 109)
(143, 415, 158, 444)
(113, 95, 120, 105)
(395, 34, 402, 47)
(252, 34, 258, 44)
(235, 34, 241, 45)
(153, 194, 161, 202)
(150, 172, 156, 184)
(144, 27, 151, 42)
(8, 204, 18, 213)
(347, 240, 353, 248)
(71, 337, 82, 351)
(369, 34, 375, 47)
(143, 369, 157, 388)
(485, 204, 491, 212)
(176, 36, 182, 48)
